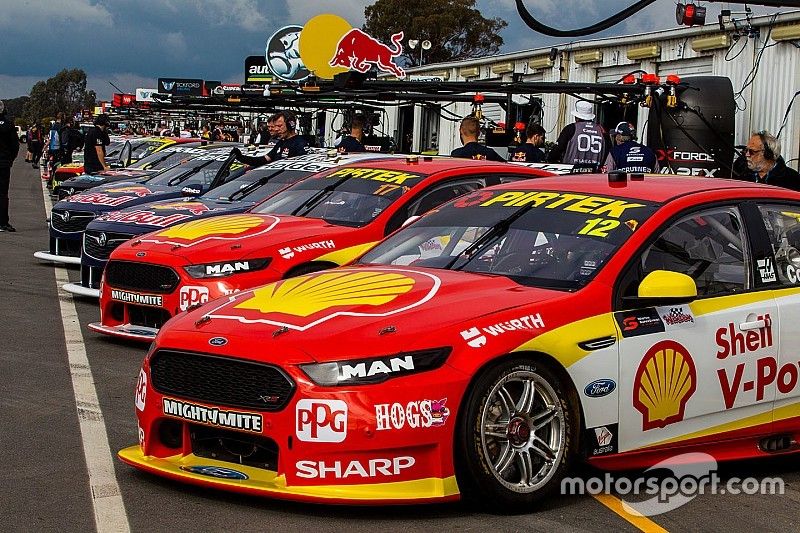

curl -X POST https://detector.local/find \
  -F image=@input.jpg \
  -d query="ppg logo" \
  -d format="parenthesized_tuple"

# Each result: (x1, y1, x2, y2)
(179, 286, 209, 311)
(296, 399, 347, 442)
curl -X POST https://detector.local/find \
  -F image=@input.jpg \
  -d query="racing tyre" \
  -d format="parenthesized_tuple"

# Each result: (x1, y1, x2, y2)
(456, 359, 575, 510)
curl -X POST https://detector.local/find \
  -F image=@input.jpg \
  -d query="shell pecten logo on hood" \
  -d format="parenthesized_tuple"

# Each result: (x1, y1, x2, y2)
(205, 268, 441, 330)
(633, 340, 697, 431)
(157, 215, 262, 240)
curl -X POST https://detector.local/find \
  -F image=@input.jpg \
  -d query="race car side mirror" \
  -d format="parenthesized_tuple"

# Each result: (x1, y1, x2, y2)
(623, 270, 698, 308)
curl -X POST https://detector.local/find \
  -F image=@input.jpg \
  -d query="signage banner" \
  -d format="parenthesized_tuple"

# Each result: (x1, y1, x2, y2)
(245, 55, 271, 85)
(135, 88, 157, 102)
(157, 78, 204, 96)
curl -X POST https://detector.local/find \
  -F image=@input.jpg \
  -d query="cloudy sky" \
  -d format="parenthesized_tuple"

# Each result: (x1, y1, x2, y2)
(0, 0, 786, 100)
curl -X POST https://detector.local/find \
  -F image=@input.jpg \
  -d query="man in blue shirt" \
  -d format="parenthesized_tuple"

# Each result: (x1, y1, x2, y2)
(603, 122, 659, 173)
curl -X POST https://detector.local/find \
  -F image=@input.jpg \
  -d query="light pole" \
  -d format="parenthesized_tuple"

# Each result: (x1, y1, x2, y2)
(407, 39, 432, 66)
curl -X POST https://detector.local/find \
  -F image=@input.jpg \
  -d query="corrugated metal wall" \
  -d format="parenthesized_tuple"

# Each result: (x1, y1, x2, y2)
(405, 11, 800, 164)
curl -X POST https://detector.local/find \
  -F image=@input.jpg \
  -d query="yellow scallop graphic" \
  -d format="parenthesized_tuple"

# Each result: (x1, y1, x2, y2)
(156, 215, 264, 240)
(152, 202, 198, 210)
(633, 340, 697, 430)
(235, 271, 415, 317)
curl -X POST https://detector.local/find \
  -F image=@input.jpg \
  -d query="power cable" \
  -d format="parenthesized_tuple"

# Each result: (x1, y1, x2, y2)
(515, 0, 659, 37)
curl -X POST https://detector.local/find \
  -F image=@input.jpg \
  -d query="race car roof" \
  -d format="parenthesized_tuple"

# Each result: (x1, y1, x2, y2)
(313, 155, 551, 174)
(488, 174, 800, 203)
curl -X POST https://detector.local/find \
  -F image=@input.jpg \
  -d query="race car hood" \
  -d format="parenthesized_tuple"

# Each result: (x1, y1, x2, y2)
(119, 214, 359, 263)
(159, 265, 566, 363)
(55, 183, 194, 215)
(59, 169, 151, 188)
(86, 197, 251, 236)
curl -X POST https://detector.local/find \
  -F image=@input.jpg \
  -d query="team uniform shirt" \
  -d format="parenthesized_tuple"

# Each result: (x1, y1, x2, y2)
(548, 121, 609, 170)
(451, 141, 504, 162)
(604, 141, 659, 173)
(83, 126, 110, 174)
(336, 135, 366, 154)
(267, 135, 311, 161)
(508, 143, 545, 163)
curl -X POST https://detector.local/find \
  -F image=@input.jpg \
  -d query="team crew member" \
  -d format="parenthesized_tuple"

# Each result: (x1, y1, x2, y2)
(0, 100, 20, 232)
(509, 123, 546, 162)
(336, 114, 366, 153)
(547, 100, 608, 170)
(83, 114, 111, 174)
(451, 116, 504, 161)
(232, 111, 310, 166)
(603, 122, 658, 173)
(740, 130, 800, 190)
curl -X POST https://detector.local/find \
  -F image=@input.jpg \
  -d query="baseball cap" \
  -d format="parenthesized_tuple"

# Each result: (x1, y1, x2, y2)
(612, 121, 636, 137)
(573, 100, 595, 120)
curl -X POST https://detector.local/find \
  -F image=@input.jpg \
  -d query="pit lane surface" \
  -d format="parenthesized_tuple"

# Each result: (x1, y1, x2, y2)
(3, 154, 800, 532)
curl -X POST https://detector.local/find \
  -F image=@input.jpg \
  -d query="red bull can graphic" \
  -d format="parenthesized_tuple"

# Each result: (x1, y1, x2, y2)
(106, 186, 153, 198)
(153, 202, 214, 216)
(329, 29, 405, 78)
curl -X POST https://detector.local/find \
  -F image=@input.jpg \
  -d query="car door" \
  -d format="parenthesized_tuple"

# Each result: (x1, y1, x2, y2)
(614, 204, 777, 452)
(755, 202, 800, 429)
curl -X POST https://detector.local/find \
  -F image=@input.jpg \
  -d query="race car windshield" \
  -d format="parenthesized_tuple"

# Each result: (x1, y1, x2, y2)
(359, 189, 660, 290)
(211, 169, 314, 203)
(253, 167, 425, 227)
(129, 147, 204, 171)
(146, 155, 229, 187)
(130, 140, 164, 160)
(104, 141, 126, 159)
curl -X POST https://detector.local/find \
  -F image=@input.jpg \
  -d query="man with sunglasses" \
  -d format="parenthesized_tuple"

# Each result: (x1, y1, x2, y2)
(742, 130, 800, 191)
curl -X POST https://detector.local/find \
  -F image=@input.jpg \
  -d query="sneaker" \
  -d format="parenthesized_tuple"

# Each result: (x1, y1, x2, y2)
(0, 224, 16, 232)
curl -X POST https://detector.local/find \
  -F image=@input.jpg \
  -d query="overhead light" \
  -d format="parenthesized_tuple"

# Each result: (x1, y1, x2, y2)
(772, 23, 800, 42)
(460, 66, 481, 78)
(676, 2, 706, 26)
(691, 34, 730, 52)
(573, 50, 603, 64)
(528, 57, 554, 70)
(491, 62, 515, 74)
(627, 45, 661, 60)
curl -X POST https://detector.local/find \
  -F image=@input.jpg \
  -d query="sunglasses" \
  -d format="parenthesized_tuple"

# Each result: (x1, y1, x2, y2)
(745, 148, 763, 156)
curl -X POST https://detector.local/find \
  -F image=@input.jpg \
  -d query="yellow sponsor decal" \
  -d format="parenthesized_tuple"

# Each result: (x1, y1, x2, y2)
(235, 271, 415, 317)
(479, 191, 646, 218)
(633, 340, 697, 431)
(152, 202, 202, 210)
(512, 313, 618, 368)
(316, 241, 380, 265)
(156, 215, 263, 240)
(327, 167, 422, 185)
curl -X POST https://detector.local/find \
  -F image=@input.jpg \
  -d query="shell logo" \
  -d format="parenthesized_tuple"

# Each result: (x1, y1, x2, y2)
(155, 215, 264, 241)
(205, 268, 441, 331)
(633, 340, 697, 431)
(235, 271, 415, 317)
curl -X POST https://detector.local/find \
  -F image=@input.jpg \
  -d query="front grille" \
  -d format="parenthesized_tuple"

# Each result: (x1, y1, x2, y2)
(129, 305, 171, 329)
(105, 261, 179, 293)
(84, 231, 133, 260)
(190, 424, 278, 471)
(51, 209, 95, 233)
(150, 350, 295, 411)
(51, 237, 81, 257)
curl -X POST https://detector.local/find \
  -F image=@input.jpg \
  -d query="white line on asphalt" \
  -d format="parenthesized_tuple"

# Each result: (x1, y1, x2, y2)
(41, 184, 131, 533)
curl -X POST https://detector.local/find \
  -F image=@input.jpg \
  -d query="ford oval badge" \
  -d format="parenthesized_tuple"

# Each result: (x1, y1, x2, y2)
(584, 379, 616, 398)
(180, 465, 247, 480)
(209, 337, 228, 346)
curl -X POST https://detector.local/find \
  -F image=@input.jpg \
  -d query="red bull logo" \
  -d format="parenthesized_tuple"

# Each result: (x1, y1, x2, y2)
(329, 29, 405, 78)
(106, 186, 153, 198)
(153, 202, 212, 216)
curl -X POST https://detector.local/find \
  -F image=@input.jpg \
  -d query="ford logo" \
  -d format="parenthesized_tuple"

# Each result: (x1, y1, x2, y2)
(209, 337, 228, 346)
(180, 465, 247, 480)
(585, 379, 616, 398)
(136, 251, 146, 257)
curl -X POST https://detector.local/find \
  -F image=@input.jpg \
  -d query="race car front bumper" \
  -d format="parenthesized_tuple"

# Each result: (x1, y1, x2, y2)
(63, 283, 100, 298)
(118, 446, 459, 504)
(87, 322, 157, 342)
(33, 250, 82, 265)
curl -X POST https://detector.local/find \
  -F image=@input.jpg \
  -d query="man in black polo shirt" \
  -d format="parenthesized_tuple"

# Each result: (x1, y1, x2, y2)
(509, 123, 546, 162)
(232, 111, 310, 166)
(84, 114, 111, 174)
(336, 114, 366, 154)
(451, 116, 503, 161)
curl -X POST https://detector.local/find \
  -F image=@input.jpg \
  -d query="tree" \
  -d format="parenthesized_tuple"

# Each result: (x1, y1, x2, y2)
(3, 96, 29, 121)
(364, 0, 507, 67)
(23, 69, 96, 124)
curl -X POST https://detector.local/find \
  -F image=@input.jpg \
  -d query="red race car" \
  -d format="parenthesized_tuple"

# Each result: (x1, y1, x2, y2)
(90, 158, 552, 341)
(121, 173, 800, 508)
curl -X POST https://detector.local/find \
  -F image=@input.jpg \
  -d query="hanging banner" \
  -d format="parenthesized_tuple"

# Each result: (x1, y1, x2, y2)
(245, 55, 272, 85)
(158, 78, 204, 95)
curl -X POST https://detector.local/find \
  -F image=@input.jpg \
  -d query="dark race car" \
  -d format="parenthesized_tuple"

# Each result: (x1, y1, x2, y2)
(53, 141, 232, 200)
(89, 157, 554, 341)
(64, 151, 393, 297)
(35, 146, 251, 265)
